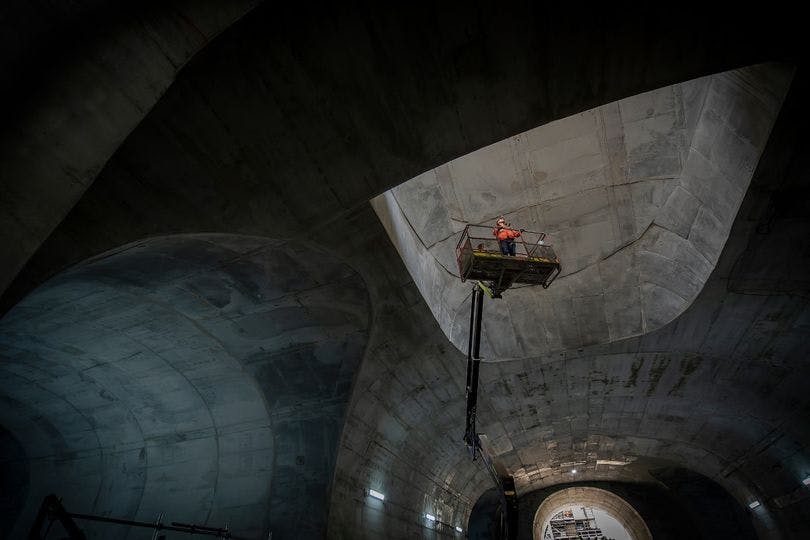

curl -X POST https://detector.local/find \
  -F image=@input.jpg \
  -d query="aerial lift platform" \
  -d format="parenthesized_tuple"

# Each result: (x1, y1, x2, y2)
(455, 225, 560, 298)
(456, 224, 561, 540)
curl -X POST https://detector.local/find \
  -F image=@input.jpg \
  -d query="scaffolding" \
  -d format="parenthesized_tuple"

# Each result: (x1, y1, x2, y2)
(543, 507, 609, 540)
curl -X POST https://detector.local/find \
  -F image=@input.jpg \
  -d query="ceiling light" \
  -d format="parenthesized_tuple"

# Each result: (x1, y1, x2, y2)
(425, 513, 436, 521)
(803, 476, 810, 486)
(748, 500, 760, 509)
(571, 469, 577, 474)
(456, 526, 463, 532)
(596, 460, 629, 466)
(368, 489, 385, 501)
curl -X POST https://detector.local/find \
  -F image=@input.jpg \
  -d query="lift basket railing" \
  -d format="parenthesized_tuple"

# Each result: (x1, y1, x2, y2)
(455, 224, 561, 290)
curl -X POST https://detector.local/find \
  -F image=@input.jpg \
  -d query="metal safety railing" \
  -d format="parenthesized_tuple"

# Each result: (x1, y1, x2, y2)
(455, 224, 559, 263)
(456, 224, 561, 294)
(29, 494, 249, 540)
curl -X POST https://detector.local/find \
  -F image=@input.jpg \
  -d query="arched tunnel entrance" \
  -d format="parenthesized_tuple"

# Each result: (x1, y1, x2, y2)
(532, 487, 647, 540)
(514, 469, 757, 540)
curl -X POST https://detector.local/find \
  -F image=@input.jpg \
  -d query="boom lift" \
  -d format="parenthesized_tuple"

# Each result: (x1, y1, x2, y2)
(456, 224, 561, 540)
(456, 225, 560, 298)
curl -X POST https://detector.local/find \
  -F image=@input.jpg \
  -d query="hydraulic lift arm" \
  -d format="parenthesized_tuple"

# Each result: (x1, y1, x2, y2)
(463, 282, 518, 540)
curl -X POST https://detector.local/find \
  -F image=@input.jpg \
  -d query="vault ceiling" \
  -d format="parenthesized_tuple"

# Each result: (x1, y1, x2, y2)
(373, 63, 793, 359)
(0, 3, 808, 540)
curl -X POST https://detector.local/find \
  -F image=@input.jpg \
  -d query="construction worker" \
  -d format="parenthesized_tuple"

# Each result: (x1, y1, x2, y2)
(493, 217, 523, 256)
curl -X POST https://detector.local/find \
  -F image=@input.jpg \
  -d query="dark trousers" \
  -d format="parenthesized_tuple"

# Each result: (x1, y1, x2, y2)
(499, 239, 516, 256)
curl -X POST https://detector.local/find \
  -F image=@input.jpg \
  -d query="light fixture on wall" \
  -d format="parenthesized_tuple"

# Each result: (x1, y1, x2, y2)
(368, 489, 385, 501)
(748, 500, 761, 509)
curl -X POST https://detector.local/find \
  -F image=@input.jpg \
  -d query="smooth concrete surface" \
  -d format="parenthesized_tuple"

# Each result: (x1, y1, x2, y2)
(0, 4, 809, 540)
(1, 235, 369, 538)
(373, 64, 793, 360)
(0, 0, 259, 300)
(2, 4, 804, 314)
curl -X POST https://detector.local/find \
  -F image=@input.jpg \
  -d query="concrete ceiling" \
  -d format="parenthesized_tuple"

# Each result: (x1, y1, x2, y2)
(1, 2, 809, 540)
(373, 64, 793, 359)
(1, 235, 369, 538)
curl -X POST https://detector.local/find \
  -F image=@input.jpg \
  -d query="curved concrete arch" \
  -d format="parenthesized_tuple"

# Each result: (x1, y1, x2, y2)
(373, 63, 793, 360)
(4, 5, 802, 316)
(0, 1, 260, 301)
(0, 234, 371, 539)
(471, 342, 810, 508)
(1, 6, 809, 540)
(329, 157, 810, 538)
(532, 487, 651, 540)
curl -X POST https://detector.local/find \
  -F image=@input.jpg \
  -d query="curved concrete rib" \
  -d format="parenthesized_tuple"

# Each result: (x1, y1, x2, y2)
(372, 63, 793, 360)
(0, 2, 259, 300)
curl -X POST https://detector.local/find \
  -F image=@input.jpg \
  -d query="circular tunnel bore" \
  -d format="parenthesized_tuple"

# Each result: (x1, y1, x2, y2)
(540, 507, 631, 540)
(533, 487, 649, 540)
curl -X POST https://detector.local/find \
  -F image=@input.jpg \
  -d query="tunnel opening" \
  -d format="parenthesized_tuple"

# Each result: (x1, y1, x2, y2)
(532, 488, 648, 540)
(520, 473, 758, 540)
(540, 506, 631, 540)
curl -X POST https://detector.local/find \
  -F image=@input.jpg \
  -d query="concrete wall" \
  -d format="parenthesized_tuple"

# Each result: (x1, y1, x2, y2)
(328, 69, 810, 539)
(3, 5, 802, 314)
(0, 235, 369, 539)
(373, 64, 793, 360)
(0, 1, 258, 300)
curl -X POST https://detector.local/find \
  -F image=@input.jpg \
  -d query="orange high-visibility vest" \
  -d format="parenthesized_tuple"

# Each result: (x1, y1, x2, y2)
(493, 227, 521, 241)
